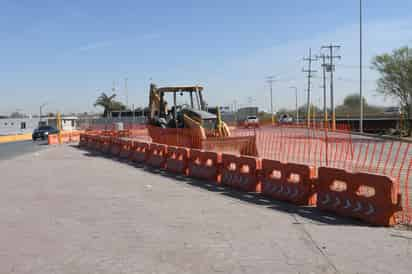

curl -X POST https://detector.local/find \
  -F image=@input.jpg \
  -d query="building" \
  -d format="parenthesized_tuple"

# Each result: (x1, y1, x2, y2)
(0, 117, 40, 136)
(47, 116, 79, 131)
(0, 116, 80, 136)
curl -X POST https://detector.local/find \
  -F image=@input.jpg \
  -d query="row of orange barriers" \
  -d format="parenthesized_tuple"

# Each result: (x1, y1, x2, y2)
(48, 131, 83, 145)
(79, 133, 403, 226)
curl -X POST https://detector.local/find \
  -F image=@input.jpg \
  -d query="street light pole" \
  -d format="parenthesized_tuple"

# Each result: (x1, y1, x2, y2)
(266, 76, 276, 125)
(39, 103, 47, 123)
(289, 87, 298, 124)
(359, 0, 364, 133)
(270, 83, 273, 124)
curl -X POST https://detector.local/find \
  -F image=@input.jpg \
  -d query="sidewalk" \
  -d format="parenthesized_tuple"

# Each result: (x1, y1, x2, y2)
(0, 145, 411, 274)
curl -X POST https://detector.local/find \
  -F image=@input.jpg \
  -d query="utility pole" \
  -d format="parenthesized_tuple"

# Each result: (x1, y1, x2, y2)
(266, 76, 276, 125)
(317, 54, 329, 128)
(359, 0, 364, 133)
(289, 87, 299, 124)
(322, 44, 341, 131)
(233, 100, 238, 124)
(124, 77, 129, 110)
(39, 103, 47, 123)
(303, 48, 317, 128)
(111, 80, 117, 119)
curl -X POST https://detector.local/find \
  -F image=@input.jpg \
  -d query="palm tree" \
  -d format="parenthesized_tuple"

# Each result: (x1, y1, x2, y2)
(94, 93, 117, 117)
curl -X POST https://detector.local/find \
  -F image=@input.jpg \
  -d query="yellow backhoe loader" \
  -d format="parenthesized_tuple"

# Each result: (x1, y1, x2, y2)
(147, 83, 257, 156)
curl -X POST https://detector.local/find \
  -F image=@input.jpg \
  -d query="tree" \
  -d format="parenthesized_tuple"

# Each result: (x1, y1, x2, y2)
(335, 94, 384, 117)
(94, 93, 126, 117)
(372, 47, 412, 135)
(9, 112, 26, 118)
(343, 94, 366, 108)
(336, 94, 364, 115)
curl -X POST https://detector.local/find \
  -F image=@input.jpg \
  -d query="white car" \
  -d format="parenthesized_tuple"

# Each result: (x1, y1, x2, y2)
(244, 116, 260, 128)
(279, 115, 294, 124)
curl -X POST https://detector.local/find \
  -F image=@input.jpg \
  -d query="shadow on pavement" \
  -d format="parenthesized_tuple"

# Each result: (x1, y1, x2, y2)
(75, 146, 368, 227)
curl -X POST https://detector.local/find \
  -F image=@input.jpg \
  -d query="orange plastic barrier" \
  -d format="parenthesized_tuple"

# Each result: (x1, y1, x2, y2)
(317, 167, 402, 226)
(49, 131, 84, 145)
(60, 132, 70, 144)
(146, 143, 167, 168)
(48, 134, 59, 145)
(221, 154, 261, 192)
(86, 135, 97, 149)
(119, 139, 133, 160)
(188, 149, 221, 182)
(79, 134, 89, 147)
(130, 141, 149, 163)
(99, 136, 112, 154)
(91, 135, 101, 151)
(261, 160, 317, 206)
(69, 131, 81, 143)
(110, 138, 122, 157)
(166, 146, 190, 175)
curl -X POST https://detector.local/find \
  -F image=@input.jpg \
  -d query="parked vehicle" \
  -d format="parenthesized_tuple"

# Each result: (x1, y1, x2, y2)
(244, 115, 259, 128)
(32, 126, 59, 141)
(237, 107, 258, 126)
(383, 107, 401, 115)
(279, 114, 294, 124)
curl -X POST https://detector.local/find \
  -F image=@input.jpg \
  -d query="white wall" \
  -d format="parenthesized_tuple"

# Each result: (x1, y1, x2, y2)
(0, 118, 40, 136)
(48, 119, 78, 131)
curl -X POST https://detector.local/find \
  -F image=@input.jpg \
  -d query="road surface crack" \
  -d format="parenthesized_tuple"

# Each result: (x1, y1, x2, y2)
(291, 214, 341, 274)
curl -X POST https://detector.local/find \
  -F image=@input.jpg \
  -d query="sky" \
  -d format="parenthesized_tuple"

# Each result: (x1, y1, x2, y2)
(0, 0, 412, 115)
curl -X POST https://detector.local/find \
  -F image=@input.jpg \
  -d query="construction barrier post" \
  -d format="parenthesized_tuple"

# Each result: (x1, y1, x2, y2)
(130, 141, 149, 164)
(146, 143, 167, 168)
(221, 154, 261, 192)
(261, 160, 317, 206)
(166, 146, 190, 175)
(188, 149, 222, 183)
(317, 167, 402, 226)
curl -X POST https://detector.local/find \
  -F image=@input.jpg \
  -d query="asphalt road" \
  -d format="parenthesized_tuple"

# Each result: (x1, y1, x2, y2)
(0, 140, 47, 161)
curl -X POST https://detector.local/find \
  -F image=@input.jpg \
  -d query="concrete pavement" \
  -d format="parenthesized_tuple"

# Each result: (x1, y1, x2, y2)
(0, 140, 47, 161)
(0, 145, 411, 274)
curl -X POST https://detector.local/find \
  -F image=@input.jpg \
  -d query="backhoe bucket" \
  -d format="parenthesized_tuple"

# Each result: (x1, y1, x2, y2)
(201, 136, 258, 156)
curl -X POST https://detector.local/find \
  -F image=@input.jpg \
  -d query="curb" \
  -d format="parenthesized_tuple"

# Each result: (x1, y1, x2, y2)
(0, 133, 32, 144)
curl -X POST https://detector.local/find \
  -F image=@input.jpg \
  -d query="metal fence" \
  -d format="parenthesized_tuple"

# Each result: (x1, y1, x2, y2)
(78, 117, 146, 131)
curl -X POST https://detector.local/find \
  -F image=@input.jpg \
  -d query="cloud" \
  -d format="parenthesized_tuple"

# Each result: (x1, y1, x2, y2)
(76, 41, 114, 52)
(73, 32, 160, 53)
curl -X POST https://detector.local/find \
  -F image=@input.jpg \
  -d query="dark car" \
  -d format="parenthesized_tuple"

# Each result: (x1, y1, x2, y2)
(32, 126, 59, 141)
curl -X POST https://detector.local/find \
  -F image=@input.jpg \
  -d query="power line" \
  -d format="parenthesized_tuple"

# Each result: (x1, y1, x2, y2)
(303, 48, 317, 128)
(321, 44, 341, 130)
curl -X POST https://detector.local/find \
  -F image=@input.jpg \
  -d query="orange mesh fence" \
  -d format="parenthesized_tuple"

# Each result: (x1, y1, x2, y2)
(144, 124, 411, 224)
(80, 122, 412, 225)
(254, 126, 353, 167)
(253, 125, 412, 225)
